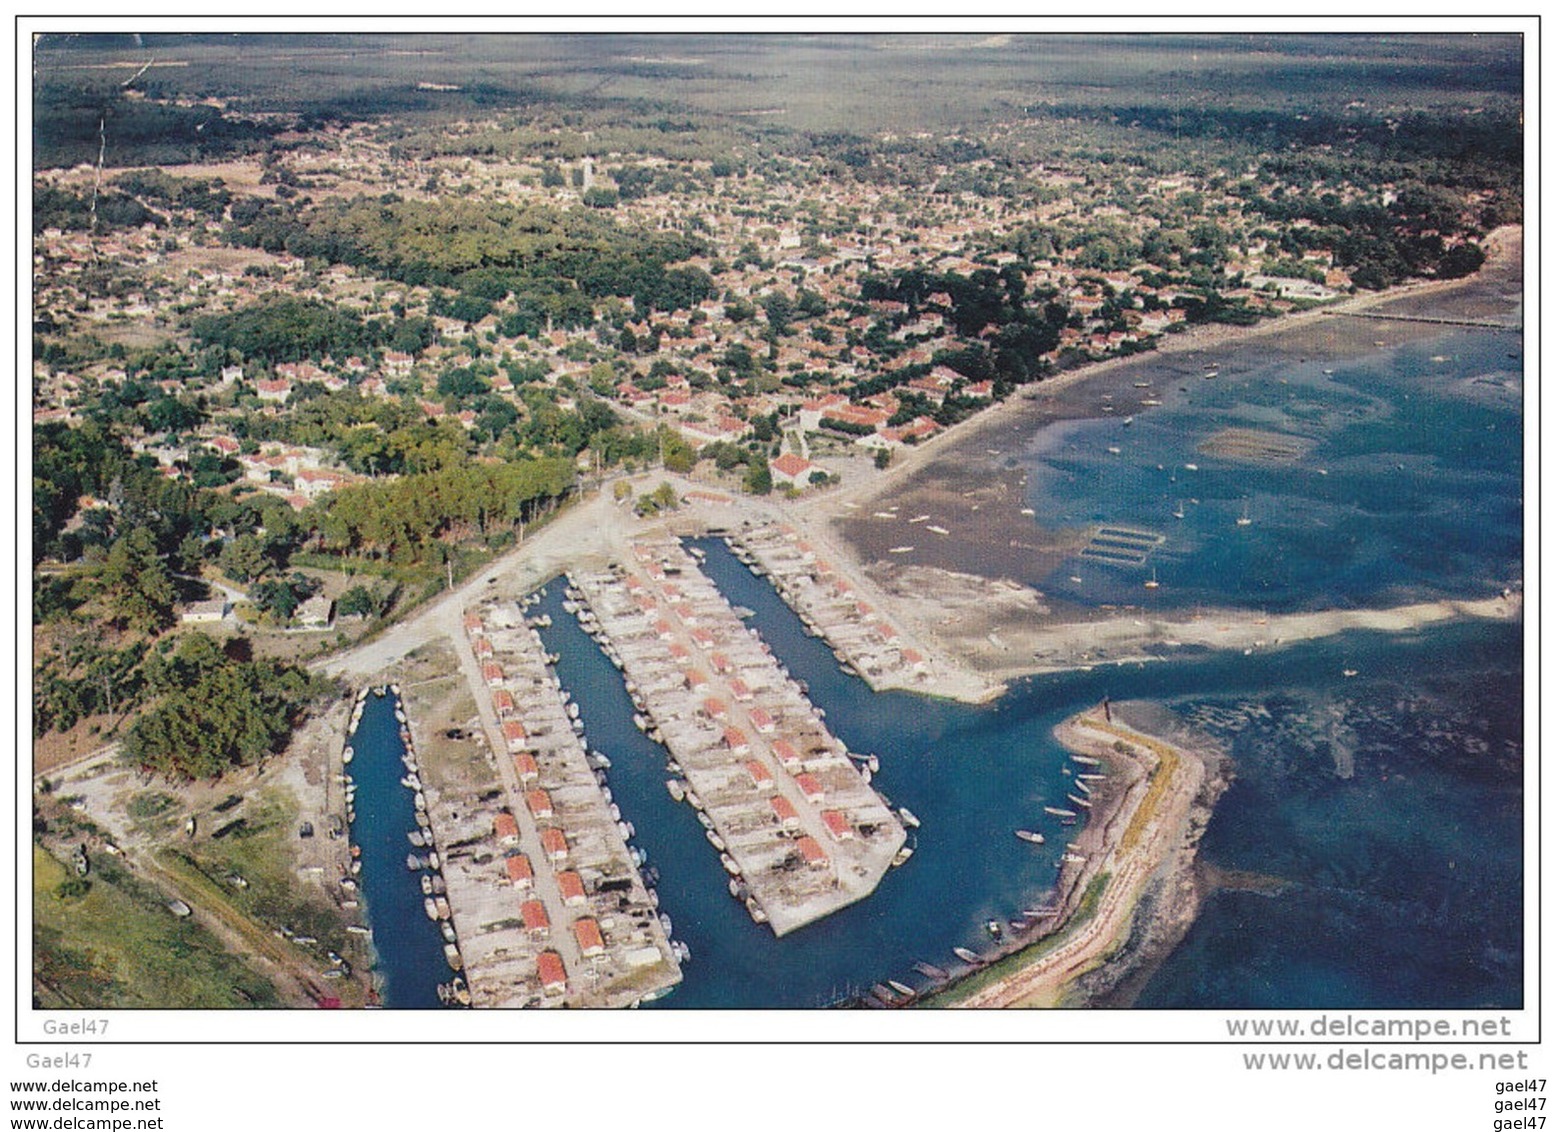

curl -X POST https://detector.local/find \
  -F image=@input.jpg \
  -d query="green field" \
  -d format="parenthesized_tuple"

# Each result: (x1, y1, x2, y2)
(32, 845, 280, 1009)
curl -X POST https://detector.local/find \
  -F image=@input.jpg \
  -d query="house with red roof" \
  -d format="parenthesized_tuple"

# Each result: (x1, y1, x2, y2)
(493, 812, 520, 845)
(794, 773, 825, 803)
(797, 836, 830, 869)
(745, 760, 775, 790)
(772, 739, 803, 771)
(525, 789, 554, 820)
(537, 950, 567, 995)
(540, 827, 568, 864)
(572, 918, 606, 958)
(770, 795, 801, 829)
(821, 810, 854, 841)
(555, 871, 587, 907)
(521, 899, 550, 938)
(513, 753, 539, 784)
(770, 452, 822, 490)
(505, 853, 534, 889)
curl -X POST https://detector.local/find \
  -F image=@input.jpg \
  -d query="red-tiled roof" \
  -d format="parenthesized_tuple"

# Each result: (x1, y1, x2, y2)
(794, 773, 824, 799)
(770, 796, 799, 822)
(821, 810, 852, 838)
(556, 871, 586, 903)
(493, 812, 520, 840)
(505, 854, 534, 885)
(521, 899, 550, 932)
(525, 789, 554, 818)
(745, 760, 774, 786)
(797, 835, 829, 866)
(572, 918, 605, 955)
(537, 950, 567, 989)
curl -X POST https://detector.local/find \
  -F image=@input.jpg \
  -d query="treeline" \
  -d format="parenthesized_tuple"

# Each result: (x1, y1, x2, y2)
(860, 266, 1067, 386)
(33, 184, 161, 234)
(33, 80, 284, 170)
(191, 296, 436, 364)
(224, 195, 712, 332)
(122, 634, 324, 780)
(316, 456, 575, 563)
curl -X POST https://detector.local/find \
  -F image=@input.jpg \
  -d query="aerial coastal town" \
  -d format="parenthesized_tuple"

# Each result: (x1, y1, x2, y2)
(31, 33, 1522, 1015)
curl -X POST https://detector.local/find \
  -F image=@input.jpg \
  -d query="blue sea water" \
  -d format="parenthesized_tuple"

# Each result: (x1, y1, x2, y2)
(346, 692, 447, 1008)
(351, 328, 1522, 1010)
(528, 539, 1522, 1009)
(1025, 330, 1523, 612)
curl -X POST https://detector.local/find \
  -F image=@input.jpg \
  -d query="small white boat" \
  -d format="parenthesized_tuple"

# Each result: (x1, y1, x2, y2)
(898, 807, 920, 829)
(1015, 830, 1046, 844)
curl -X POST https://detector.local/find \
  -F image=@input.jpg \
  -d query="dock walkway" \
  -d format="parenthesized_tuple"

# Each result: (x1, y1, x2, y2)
(570, 537, 906, 937)
(441, 602, 680, 1007)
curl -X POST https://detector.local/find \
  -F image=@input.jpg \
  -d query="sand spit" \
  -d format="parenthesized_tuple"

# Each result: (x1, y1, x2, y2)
(941, 703, 1227, 1009)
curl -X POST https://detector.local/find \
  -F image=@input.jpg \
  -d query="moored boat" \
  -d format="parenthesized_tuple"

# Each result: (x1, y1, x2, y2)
(953, 947, 984, 966)
(1015, 829, 1046, 844)
(1044, 806, 1077, 819)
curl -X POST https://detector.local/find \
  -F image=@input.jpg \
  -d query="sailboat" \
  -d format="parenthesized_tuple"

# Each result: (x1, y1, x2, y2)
(1144, 568, 1160, 589)
(1173, 500, 1185, 520)
(1236, 500, 1253, 527)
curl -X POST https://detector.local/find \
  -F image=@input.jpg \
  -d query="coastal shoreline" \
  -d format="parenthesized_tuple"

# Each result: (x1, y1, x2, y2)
(930, 701, 1228, 1009)
(766, 224, 1524, 705)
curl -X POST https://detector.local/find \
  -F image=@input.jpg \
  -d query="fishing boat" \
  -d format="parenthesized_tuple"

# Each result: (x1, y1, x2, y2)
(423, 897, 439, 921)
(913, 961, 950, 981)
(421, 874, 433, 896)
(407, 853, 426, 870)
(985, 919, 1003, 939)
(342, 745, 353, 765)
(871, 984, 901, 1007)
(1015, 830, 1046, 844)
(665, 779, 686, 803)
(1068, 794, 1092, 809)
(892, 844, 915, 867)
(745, 898, 768, 925)
(887, 980, 916, 999)
(435, 897, 451, 920)
(898, 807, 921, 829)
(1071, 753, 1102, 766)
(953, 947, 984, 966)
(1044, 806, 1077, 819)
(706, 830, 727, 852)
(1074, 778, 1093, 796)
(443, 943, 462, 971)
(1184, 462, 1199, 471)
(926, 525, 950, 535)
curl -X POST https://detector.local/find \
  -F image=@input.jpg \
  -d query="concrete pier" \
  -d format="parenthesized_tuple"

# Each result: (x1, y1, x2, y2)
(439, 602, 681, 1007)
(570, 537, 907, 937)
(727, 523, 950, 694)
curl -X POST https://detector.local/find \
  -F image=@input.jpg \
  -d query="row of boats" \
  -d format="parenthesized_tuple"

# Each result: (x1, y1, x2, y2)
(541, 587, 691, 965)
(347, 685, 469, 1005)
